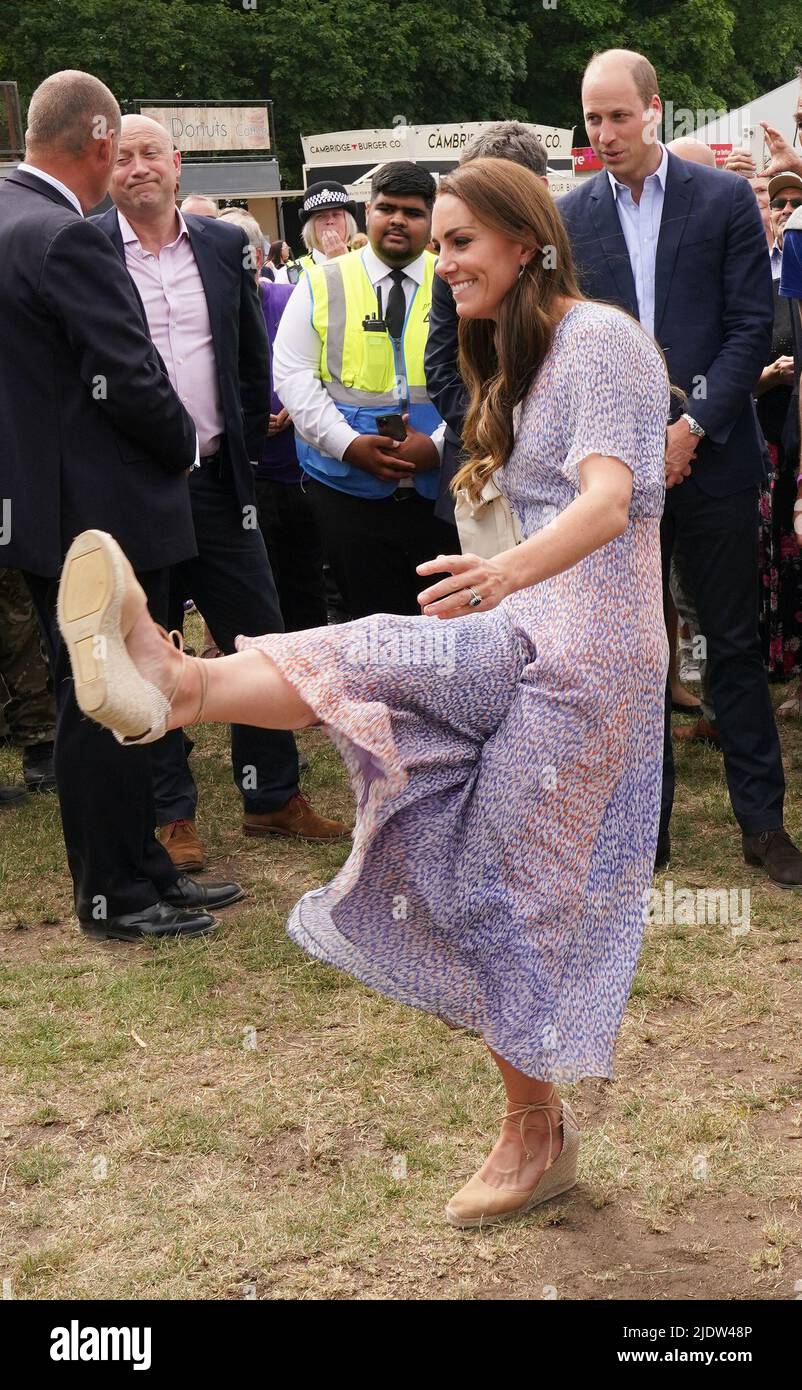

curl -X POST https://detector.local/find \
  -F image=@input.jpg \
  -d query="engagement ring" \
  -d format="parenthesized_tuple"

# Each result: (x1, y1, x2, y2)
(468, 588, 482, 607)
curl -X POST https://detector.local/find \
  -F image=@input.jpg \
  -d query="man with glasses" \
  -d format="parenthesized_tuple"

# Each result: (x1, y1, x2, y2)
(767, 173, 802, 279)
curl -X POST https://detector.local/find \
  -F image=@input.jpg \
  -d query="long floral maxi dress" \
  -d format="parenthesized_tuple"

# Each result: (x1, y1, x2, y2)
(238, 302, 670, 1082)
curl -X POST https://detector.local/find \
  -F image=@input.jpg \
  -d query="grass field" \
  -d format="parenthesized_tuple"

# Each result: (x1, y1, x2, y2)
(2, 638, 802, 1301)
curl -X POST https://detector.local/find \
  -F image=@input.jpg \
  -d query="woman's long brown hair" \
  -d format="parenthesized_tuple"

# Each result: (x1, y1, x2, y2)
(438, 158, 585, 502)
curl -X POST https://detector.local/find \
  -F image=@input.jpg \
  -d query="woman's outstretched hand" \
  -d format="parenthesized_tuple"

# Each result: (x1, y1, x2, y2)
(416, 551, 511, 619)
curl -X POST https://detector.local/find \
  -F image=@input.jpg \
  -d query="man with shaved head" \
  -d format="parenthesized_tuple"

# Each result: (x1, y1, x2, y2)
(91, 114, 347, 869)
(180, 194, 219, 217)
(559, 49, 802, 889)
(666, 136, 718, 168)
(0, 70, 241, 939)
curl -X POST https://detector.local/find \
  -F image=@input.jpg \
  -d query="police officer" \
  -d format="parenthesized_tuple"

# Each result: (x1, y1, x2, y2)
(0, 567, 56, 801)
(295, 180, 358, 272)
(274, 162, 457, 618)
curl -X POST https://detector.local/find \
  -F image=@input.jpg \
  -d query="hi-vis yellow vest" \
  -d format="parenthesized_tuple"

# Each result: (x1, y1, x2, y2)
(296, 248, 442, 499)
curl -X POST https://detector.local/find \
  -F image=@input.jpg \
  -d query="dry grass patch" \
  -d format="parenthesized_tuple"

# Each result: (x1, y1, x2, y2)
(1, 678, 802, 1299)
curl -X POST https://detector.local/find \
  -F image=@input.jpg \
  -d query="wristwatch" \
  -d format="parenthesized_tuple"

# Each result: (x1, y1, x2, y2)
(681, 412, 706, 439)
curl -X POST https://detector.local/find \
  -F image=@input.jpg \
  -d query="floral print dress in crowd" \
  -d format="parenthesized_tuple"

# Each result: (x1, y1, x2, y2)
(238, 302, 670, 1081)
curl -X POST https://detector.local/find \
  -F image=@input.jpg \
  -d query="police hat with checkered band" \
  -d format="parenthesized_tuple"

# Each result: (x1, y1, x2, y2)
(298, 181, 357, 228)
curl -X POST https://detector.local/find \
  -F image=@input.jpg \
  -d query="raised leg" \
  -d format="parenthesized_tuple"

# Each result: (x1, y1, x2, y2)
(125, 605, 317, 733)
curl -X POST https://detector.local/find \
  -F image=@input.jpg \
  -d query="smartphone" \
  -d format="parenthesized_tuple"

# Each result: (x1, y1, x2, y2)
(747, 124, 767, 172)
(376, 413, 407, 441)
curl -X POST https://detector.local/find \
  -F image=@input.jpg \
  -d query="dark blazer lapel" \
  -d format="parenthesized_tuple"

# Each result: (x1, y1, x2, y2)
(587, 172, 639, 317)
(653, 152, 694, 339)
(183, 215, 225, 362)
(93, 206, 125, 261)
(82, 205, 152, 336)
(5, 169, 80, 214)
(90, 208, 150, 329)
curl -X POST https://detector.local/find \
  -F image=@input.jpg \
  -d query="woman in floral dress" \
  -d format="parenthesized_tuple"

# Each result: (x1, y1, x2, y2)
(57, 158, 670, 1227)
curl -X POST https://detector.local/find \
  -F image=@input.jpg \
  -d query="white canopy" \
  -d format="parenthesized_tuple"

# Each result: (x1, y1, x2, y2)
(694, 77, 799, 156)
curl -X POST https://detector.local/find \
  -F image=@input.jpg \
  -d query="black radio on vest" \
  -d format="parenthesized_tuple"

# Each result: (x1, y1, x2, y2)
(363, 283, 386, 333)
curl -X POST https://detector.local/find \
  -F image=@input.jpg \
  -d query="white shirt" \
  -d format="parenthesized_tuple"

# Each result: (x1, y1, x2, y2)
(607, 143, 668, 338)
(274, 248, 326, 283)
(770, 239, 783, 282)
(17, 162, 83, 216)
(273, 245, 431, 461)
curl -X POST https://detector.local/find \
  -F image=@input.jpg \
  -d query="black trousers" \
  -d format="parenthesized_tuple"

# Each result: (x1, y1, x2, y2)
(254, 477, 327, 631)
(24, 567, 180, 921)
(150, 463, 300, 823)
(305, 478, 459, 619)
(660, 478, 785, 836)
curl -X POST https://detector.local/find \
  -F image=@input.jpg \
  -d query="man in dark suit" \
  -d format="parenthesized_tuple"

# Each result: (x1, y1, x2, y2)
(559, 47, 802, 886)
(0, 69, 242, 938)
(93, 115, 348, 873)
(425, 122, 549, 526)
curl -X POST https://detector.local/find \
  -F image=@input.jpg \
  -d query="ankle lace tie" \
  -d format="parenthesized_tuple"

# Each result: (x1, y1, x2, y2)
(157, 627, 209, 726)
(500, 1086, 563, 1166)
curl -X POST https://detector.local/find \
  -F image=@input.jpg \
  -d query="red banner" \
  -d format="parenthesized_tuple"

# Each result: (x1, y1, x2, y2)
(572, 146, 604, 173)
(709, 143, 733, 168)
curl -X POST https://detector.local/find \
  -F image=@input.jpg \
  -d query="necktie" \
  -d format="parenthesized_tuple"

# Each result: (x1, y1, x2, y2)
(385, 269, 406, 340)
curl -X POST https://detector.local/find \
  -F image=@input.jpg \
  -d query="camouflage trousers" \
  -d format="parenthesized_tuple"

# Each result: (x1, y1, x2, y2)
(0, 567, 57, 745)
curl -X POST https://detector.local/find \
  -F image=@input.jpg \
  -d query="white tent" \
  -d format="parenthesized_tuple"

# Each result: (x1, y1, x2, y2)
(694, 77, 799, 158)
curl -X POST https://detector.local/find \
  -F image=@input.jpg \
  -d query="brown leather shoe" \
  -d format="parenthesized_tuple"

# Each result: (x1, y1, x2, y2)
(156, 818, 205, 872)
(743, 827, 802, 888)
(243, 793, 350, 843)
(672, 716, 721, 748)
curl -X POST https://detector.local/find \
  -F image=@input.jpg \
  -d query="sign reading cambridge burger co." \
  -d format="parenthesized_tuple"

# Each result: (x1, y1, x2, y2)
(141, 104, 271, 152)
(302, 121, 574, 167)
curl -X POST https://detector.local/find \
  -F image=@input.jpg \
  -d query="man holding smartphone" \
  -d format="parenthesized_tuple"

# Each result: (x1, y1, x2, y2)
(273, 162, 456, 619)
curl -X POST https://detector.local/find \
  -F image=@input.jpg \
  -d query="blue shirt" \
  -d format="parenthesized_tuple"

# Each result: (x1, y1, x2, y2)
(608, 144, 668, 338)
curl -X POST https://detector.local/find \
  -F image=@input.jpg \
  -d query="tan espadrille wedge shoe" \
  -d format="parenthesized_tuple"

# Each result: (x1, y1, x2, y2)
(57, 529, 207, 745)
(445, 1089, 580, 1228)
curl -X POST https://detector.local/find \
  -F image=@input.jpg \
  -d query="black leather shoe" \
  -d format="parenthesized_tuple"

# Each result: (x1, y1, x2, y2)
(0, 782, 28, 806)
(743, 828, 802, 888)
(161, 874, 246, 911)
(23, 742, 57, 793)
(654, 828, 670, 872)
(80, 901, 217, 941)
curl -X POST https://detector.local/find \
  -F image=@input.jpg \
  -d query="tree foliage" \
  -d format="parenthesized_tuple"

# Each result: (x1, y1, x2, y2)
(1, 0, 800, 183)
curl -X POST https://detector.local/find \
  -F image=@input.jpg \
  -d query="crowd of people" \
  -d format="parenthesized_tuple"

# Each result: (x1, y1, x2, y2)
(2, 47, 802, 1226)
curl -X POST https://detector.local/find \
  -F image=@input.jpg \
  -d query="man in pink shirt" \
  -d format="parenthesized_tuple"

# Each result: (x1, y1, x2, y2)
(92, 116, 348, 872)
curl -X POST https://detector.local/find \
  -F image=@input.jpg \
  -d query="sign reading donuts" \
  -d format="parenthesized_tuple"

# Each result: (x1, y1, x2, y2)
(141, 105, 271, 153)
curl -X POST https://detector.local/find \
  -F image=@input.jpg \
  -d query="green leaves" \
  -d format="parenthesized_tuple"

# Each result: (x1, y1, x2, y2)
(2, 0, 801, 185)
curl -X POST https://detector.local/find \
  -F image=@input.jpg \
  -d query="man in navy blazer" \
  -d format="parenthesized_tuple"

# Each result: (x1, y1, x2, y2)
(92, 115, 347, 870)
(0, 70, 240, 939)
(559, 48, 802, 887)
